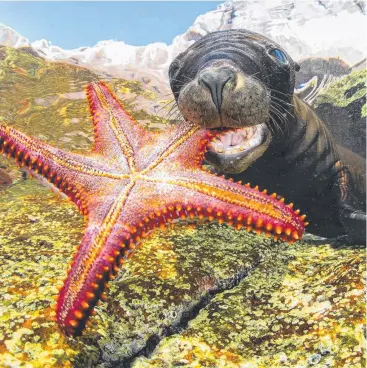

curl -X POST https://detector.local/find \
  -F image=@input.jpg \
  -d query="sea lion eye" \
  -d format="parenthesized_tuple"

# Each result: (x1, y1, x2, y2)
(269, 49, 288, 65)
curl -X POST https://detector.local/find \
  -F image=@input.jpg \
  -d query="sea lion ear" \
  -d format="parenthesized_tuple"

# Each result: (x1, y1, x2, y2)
(295, 62, 300, 72)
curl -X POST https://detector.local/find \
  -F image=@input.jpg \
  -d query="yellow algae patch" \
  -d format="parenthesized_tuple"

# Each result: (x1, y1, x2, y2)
(0, 179, 88, 367)
(120, 86, 131, 94)
(133, 336, 248, 368)
(139, 241, 365, 368)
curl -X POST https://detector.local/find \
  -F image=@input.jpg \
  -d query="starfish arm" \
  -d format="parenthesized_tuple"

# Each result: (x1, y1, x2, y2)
(54, 182, 183, 336)
(86, 86, 211, 173)
(86, 82, 154, 170)
(56, 220, 132, 336)
(0, 125, 127, 211)
(141, 173, 306, 242)
(56, 179, 136, 336)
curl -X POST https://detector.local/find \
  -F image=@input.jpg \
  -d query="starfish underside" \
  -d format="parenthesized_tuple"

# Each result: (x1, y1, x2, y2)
(0, 82, 306, 336)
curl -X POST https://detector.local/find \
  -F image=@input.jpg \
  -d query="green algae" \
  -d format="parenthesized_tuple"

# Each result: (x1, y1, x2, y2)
(134, 241, 365, 368)
(86, 225, 276, 366)
(0, 179, 88, 367)
(314, 69, 366, 117)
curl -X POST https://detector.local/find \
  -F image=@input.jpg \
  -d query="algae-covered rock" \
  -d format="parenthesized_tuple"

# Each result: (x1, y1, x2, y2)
(0, 177, 278, 367)
(83, 225, 278, 367)
(314, 69, 366, 158)
(134, 240, 365, 368)
(0, 46, 365, 367)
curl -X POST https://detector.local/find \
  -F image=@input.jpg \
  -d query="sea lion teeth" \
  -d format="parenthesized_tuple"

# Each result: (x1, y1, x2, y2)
(232, 132, 244, 146)
(221, 132, 232, 147)
(216, 142, 224, 153)
(210, 125, 266, 155)
(209, 139, 225, 153)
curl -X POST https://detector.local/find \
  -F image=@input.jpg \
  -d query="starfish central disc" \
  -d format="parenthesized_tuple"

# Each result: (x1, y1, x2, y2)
(0, 81, 306, 336)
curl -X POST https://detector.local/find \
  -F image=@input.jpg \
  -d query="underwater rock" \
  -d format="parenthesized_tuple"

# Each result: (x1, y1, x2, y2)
(133, 239, 365, 368)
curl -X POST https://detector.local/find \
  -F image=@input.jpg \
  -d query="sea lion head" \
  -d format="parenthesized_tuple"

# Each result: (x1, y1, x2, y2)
(169, 29, 300, 174)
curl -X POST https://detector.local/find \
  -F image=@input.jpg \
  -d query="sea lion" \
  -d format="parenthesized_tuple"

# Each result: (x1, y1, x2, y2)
(169, 29, 366, 243)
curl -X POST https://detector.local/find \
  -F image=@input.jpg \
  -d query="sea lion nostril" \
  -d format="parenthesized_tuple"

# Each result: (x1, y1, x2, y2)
(198, 69, 234, 112)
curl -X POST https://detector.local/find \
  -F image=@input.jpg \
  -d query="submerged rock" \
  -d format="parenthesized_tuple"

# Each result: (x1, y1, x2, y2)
(314, 69, 366, 158)
(133, 239, 365, 367)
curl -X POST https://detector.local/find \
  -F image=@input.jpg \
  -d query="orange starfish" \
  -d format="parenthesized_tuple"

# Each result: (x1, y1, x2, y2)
(0, 82, 305, 336)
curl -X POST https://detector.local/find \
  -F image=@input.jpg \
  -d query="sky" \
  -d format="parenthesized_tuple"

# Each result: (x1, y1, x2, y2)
(0, 1, 220, 49)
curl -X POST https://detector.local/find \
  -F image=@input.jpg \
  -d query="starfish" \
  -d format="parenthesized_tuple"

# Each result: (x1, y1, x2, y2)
(0, 81, 306, 336)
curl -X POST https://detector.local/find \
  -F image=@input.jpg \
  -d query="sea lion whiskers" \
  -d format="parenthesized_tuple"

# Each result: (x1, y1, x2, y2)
(170, 75, 192, 86)
(165, 103, 179, 116)
(168, 78, 188, 87)
(264, 112, 278, 136)
(249, 73, 294, 108)
(270, 94, 295, 108)
(171, 111, 185, 124)
(269, 109, 286, 132)
(250, 71, 262, 79)
(268, 94, 295, 136)
(249, 71, 293, 101)
(169, 111, 184, 124)
(164, 107, 179, 121)
(156, 99, 176, 114)
(269, 107, 287, 135)
(270, 99, 294, 120)
(269, 104, 290, 130)
(163, 100, 183, 121)
(269, 100, 294, 137)
(247, 72, 294, 133)
(269, 88, 293, 99)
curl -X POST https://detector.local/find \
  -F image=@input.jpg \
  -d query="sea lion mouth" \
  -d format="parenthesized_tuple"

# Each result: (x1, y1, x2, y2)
(207, 124, 267, 155)
(205, 123, 271, 174)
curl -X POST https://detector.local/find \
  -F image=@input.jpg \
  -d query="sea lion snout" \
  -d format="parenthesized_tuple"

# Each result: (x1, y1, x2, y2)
(170, 29, 298, 130)
(177, 61, 270, 130)
(170, 29, 297, 173)
(197, 67, 235, 113)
